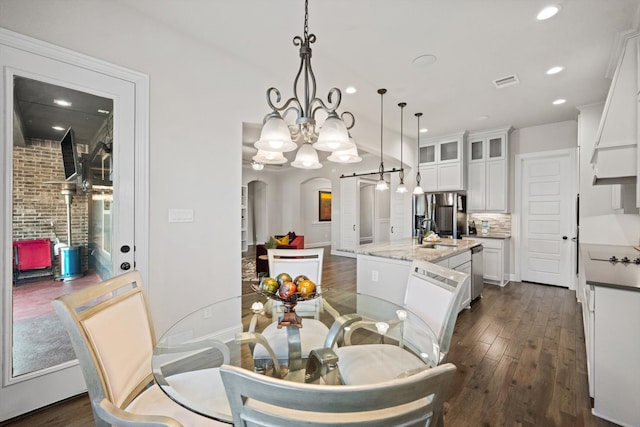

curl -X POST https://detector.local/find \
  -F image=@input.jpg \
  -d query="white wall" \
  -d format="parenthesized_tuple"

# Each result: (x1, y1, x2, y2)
(0, 2, 274, 334)
(300, 178, 332, 247)
(577, 103, 640, 245)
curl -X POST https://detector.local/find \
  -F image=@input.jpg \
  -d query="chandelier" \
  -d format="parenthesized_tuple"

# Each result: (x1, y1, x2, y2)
(253, 0, 356, 169)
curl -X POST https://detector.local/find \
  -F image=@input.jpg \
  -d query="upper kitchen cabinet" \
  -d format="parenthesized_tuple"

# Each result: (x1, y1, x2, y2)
(419, 131, 467, 192)
(467, 127, 512, 212)
(590, 31, 639, 206)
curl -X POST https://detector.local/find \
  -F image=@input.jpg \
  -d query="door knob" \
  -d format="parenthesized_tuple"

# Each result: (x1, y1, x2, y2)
(353, 225, 356, 231)
(562, 236, 568, 240)
(391, 226, 394, 233)
(120, 262, 131, 270)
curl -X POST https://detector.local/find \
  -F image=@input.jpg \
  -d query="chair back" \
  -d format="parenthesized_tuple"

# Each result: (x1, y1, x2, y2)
(267, 248, 324, 317)
(404, 260, 469, 360)
(53, 271, 156, 410)
(221, 362, 456, 427)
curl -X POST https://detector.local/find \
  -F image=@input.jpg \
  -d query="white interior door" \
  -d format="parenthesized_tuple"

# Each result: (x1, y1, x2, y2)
(519, 150, 575, 287)
(0, 31, 144, 420)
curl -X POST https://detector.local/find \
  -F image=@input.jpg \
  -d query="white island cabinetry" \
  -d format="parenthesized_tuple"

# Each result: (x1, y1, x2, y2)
(355, 239, 478, 309)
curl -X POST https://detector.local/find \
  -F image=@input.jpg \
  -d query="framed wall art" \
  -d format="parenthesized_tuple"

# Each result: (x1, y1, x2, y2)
(319, 190, 331, 221)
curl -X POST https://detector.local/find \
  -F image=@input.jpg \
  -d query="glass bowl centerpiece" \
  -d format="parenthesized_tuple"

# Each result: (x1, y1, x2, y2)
(251, 273, 318, 328)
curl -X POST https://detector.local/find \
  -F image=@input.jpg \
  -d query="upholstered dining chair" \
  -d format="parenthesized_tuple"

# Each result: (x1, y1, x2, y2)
(220, 362, 457, 427)
(251, 248, 338, 372)
(53, 270, 225, 427)
(334, 260, 469, 385)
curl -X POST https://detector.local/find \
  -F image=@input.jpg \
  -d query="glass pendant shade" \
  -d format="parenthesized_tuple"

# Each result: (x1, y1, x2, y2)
(327, 143, 362, 163)
(254, 114, 297, 153)
(413, 184, 424, 195)
(253, 149, 287, 164)
(291, 143, 322, 169)
(375, 177, 389, 191)
(396, 182, 408, 193)
(313, 115, 353, 152)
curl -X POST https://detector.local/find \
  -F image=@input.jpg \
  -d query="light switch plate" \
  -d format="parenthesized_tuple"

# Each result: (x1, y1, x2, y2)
(168, 209, 194, 223)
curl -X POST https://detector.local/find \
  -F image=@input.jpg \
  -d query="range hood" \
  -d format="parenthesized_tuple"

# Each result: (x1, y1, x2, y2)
(590, 31, 639, 186)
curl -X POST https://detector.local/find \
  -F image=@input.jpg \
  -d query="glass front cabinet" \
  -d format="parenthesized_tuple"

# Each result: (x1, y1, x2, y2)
(418, 131, 467, 192)
(466, 127, 511, 212)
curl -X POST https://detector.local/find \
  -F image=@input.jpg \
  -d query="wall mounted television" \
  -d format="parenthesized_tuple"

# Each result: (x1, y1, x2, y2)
(59, 127, 79, 181)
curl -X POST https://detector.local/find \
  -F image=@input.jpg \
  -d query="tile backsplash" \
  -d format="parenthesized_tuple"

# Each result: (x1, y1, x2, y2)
(467, 213, 511, 235)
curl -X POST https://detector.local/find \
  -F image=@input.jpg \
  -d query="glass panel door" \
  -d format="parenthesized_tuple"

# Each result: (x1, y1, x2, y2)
(11, 77, 113, 377)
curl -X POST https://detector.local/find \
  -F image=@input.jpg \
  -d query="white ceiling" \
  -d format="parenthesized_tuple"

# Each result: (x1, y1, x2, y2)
(128, 0, 639, 154)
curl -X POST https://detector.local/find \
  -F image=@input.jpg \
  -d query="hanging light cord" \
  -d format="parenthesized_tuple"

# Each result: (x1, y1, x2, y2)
(378, 89, 386, 176)
(416, 114, 421, 185)
(398, 102, 406, 183)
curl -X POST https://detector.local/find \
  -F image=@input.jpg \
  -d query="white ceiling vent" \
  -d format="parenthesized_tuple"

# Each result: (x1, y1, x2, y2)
(493, 74, 520, 88)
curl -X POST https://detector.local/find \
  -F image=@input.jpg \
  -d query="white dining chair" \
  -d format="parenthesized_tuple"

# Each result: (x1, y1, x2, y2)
(334, 260, 469, 385)
(53, 271, 226, 427)
(404, 259, 470, 363)
(251, 248, 338, 372)
(220, 362, 457, 427)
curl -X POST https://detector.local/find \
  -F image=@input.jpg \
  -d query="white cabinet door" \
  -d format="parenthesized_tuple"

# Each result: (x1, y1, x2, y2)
(454, 261, 471, 311)
(390, 174, 409, 241)
(483, 247, 502, 282)
(340, 178, 359, 252)
(467, 162, 486, 211)
(486, 159, 507, 211)
(438, 162, 462, 190)
(420, 165, 438, 192)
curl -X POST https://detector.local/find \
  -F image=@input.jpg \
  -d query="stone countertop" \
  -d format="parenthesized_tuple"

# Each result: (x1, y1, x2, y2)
(580, 243, 640, 292)
(462, 233, 511, 239)
(353, 238, 482, 263)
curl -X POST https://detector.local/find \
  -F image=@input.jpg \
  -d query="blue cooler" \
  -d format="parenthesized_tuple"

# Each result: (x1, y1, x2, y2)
(59, 245, 82, 280)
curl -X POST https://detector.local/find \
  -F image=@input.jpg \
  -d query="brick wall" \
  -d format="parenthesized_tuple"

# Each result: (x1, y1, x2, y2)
(13, 139, 89, 273)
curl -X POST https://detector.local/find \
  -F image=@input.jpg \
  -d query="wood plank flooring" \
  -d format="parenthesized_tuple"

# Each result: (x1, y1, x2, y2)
(1, 248, 617, 426)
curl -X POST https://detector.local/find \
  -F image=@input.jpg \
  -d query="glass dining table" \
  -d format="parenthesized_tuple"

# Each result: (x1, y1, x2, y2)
(152, 288, 440, 424)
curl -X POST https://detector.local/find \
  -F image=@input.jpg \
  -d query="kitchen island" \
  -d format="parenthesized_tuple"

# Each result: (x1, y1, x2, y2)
(351, 238, 481, 307)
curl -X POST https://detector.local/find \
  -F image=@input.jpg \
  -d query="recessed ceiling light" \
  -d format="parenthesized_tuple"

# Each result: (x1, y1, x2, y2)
(537, 5, 560, 20)
(412, 54, 437, 68)
(552, 98, 566, 105)
(52, 126, 65, 131)
(345, 86, 357, 94)
(420, 128, 428, 133)
(546, 66, 564, 75)
(53, 99, 72, 107)
(473, 115, 490, 121)
(97, 109, 110, 114)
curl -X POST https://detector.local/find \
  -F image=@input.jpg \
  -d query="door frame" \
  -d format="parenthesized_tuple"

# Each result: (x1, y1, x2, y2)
(0, 28, 149, 420)
(513, 147, 577, 288)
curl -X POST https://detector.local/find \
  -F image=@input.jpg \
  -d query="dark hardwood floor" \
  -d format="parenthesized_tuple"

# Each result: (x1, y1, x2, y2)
(2, 247, 617, 426)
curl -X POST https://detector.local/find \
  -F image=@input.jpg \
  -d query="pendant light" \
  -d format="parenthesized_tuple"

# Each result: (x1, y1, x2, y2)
(396, 102, 408, 193)
(413, 112, 424, 195)
(375, 89, 389, 191)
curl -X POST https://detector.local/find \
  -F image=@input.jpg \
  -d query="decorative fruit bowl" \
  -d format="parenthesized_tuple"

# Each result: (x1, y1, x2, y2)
(252, 273, 318, 328)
